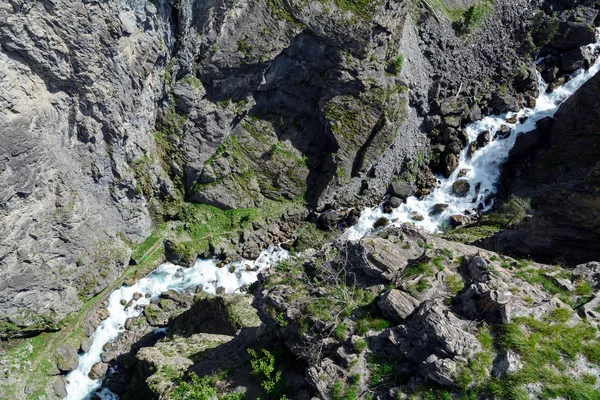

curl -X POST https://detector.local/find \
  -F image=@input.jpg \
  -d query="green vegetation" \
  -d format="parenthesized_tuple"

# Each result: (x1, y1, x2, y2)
(179, 74, 203, 89)
(368, 355, 398, 387)
(445, 275, 464, 294)
(332, 0, 378, 20)
(333, 375, 360, 400)
(171, 373, 247, 400)
(444, 195, 531, 243)
(353, 338, 368, 353)
(248, 348, 285, 396)
(488, 315, 600, 399)
(531, 12, 560, 47)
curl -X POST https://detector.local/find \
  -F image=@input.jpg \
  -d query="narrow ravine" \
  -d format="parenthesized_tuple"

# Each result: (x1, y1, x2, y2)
(65, 34, 600, 400)
(64, 246, 288, 400)
(345, 35, 600, 240)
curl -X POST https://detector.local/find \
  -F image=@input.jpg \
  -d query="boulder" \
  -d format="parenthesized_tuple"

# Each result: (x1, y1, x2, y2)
(441, 153, 459, 177)
(383, 196, 404, 213)
(378, 290, 420, 321)
(53, 377, 68, 398)
(572, 262, 600, 289)
(55, 344, 79, 373)
(465, 256, 491, 283)
(561, 46, 594, 72)
(388, 181, 415, 200)
(169, 294, 261, 336)
(89, 362, 108, 380)
(429, 203, 449, 216)
(495, 125, 512, 140)
(449, 215, 470, 227)
(390, 300, 482, 364)
(164, 240, 197, 267)
(549, 21, 597, 52)
(451, 180, 471, 197)
(373, 217, 390, 229)
(490, 92, 518, 113)
(476, 129, 490, 148)
(317, 210, 346, 231)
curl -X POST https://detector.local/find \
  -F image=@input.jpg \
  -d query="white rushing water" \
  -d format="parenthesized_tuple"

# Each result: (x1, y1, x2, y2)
(345, 37, 600, 240)
(65, 246, 289, 400)
(65, 32, 600, 400)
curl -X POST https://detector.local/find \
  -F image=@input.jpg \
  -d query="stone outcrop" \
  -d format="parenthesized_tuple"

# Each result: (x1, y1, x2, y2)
(253, 224, 600, 398)
(1, 0, 594, 337)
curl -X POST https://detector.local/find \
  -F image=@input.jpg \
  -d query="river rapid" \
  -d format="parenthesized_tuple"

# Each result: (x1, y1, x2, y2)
(65, 33, 600, 400)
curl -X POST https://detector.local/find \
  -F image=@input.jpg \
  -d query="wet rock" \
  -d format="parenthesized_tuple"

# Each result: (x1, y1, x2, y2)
(55, 344, 79, 373)
(429, 203, 449, 216)
(88, 362, 108, 380)
(458, 129, 470, 147)
(449, 215, 470, 227)
(317, 210, 346, 231)
(80, 338, 92, 353)
(458, 168, 470, 178)
(378, 290, 420, 321)
(561, 46, 594, 73)
(451, 180, 471, 197)
(373, 217, 390, 229)
(441, 153, 459, 177)
(388, 181, 415, 200)
(410, 212, 425, 221)
(490, 92, 518, 113)
(383, 196, 404, 213)
(494, 125, 512, 140)
(133, 292, 143, 301)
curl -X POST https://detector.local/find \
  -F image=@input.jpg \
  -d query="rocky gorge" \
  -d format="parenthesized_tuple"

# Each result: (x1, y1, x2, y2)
(1, 0, 600, 399)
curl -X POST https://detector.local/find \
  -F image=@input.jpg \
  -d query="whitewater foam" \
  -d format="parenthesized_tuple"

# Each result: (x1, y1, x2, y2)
(345, 35, 600, 241)
(64, 245, 289, 400)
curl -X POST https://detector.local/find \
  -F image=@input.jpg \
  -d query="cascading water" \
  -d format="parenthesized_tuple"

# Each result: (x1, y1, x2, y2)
(64, 246, 289, 400)
(64, 31, 600, 400)
(345, 36, 600, 241)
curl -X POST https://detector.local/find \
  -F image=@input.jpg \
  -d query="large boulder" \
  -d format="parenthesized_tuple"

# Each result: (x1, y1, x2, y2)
(55, 344, 79, 373)
(391, 300, 482, 363)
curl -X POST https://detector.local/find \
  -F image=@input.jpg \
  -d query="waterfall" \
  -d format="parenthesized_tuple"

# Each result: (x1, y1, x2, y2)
(345, 35, 600, 241)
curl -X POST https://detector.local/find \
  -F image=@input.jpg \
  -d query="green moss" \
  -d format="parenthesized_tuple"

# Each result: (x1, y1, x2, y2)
(446, 275, 464, 295)
(179, 74, 203, 89)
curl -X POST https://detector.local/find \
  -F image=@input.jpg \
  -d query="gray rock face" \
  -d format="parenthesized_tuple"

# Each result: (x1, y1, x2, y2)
(0, 0, 574, 335)
(378, 289, 419, 321)
(0, 0, 168, 334)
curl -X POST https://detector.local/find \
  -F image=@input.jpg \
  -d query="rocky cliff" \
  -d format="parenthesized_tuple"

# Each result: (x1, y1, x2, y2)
(0, 0, 564, 337)
(2, 0, 600, 398)
(487, 69, 600, 264)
